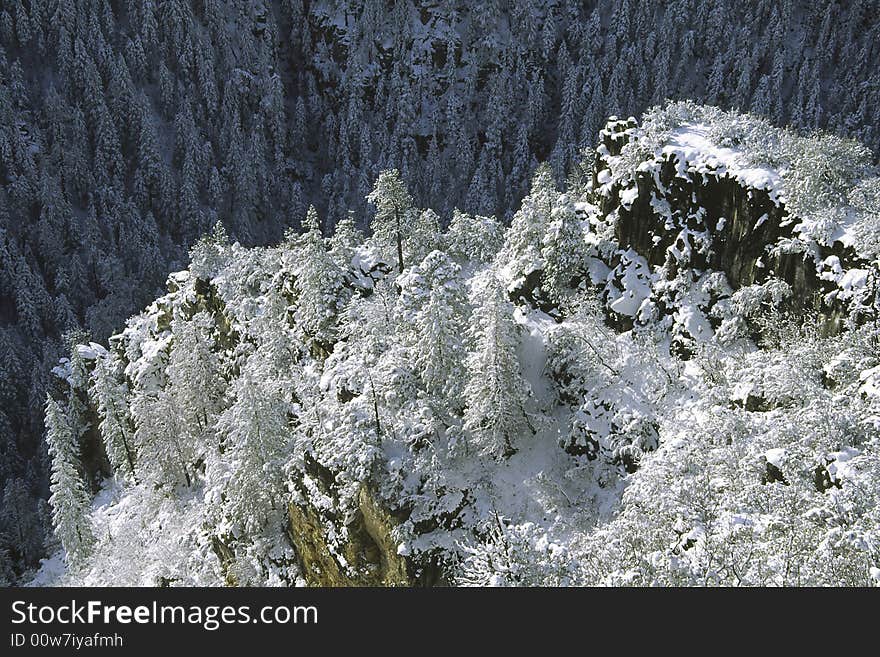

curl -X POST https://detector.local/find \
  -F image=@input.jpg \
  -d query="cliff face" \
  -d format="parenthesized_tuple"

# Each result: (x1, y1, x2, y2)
(214, 480, 425, 587)
(285, 456, 445, 587)
(594, 115, 875, 337)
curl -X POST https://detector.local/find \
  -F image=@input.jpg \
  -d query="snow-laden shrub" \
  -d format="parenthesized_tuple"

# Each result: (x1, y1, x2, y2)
(456, 519, 582, 586)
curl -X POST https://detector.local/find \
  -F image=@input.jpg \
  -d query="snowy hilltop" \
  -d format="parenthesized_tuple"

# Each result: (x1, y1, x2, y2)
(35, 103, 880, 587)
(5, 0, 880, 585)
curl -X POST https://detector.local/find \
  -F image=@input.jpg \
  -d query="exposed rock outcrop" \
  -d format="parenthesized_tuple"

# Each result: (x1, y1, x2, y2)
(287, 456, 446, 586)
(595, 116, 876, 336)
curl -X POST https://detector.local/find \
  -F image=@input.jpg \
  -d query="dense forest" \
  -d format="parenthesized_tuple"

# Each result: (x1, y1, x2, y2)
(2, 0, 880, 583)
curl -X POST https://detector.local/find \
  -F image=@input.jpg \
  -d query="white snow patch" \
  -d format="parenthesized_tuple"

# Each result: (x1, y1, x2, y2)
(619, 186, 639, 209)
(859, 366, 880, 400)
(675, 302, 713, 341)
(607, 250, 652, 318)
(26, 551, 67, 587)
(662, 124, 783, 204)
(76, 342, 109, 360)
(515, 308, 555, 408)
(731, 381, 755, 403)
(765, 448, 786, 468)
(839, 268, 869, 293)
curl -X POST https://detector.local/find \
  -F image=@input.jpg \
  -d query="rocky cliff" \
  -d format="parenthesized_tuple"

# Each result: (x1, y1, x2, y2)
(588, 106, 877, 345)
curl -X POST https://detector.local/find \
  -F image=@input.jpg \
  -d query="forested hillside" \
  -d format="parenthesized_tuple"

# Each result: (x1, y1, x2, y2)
(31, 103, 880, 586)
(2, 0, 880, 583)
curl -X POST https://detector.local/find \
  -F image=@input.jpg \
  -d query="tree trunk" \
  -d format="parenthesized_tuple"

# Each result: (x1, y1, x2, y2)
(395, 208, 404, 273)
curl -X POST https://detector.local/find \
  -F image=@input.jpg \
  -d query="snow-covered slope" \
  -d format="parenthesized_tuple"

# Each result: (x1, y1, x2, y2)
(35, 104, 880, 587)
(6, 0, 880, 585)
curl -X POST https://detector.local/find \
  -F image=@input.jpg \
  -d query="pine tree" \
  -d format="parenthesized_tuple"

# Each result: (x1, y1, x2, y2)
(408, 208, 442, 266)
(0, 544, 13, 585)
(329, 210, 363, 269)
(44, 395, 94, 569)
(446, 209, 503, 265)
(128, 334, 195, 488)
(463, 272, 530, 459)
(213, 369, 289, 536)
(498, 163, 557, 288)
(367, 169, 415, 273)
(286, 206, 349, 350)
(510, 123, 533, 209)
(750, 75, 772, 118)
(550, 65, 580, 181)
(541, 193, 586, 304)
(0, 477, 41, 566)
(190, 220, 230, 279)
(397, 250, 469, 411)
(90, 352, 137, 482)
(167, 311, 225, 442)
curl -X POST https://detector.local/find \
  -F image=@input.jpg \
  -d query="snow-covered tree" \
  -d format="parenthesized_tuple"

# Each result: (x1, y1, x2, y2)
(128, 334, 195, 488)
(407, 208, 442, 266)
(285, 205, 349, 350)
(397, 250, 469, 411)
(190, 221, 231, 280)
(329, 210, 363, 269)
(541, 193, 587, 304)
(90, 352, 137, 482)
(446, 209, 504, 265)
(497, 163, 557, 289)
(366, 169, 415, 273)
(44, 395, 94, 569)
(212, 368, 290, 536)
(463, 271, 531, 458)
(167, 311, 226, 440)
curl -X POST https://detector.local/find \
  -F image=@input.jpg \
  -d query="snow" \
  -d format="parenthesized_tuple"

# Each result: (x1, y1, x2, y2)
(831, 225, 857, 249)
(585, 257, 611, 285)
(859, 366, 880, 400)
(610, 291, 642, 316)
(350, 246, 391, 290)
(619, 185, 639, 209)
(607, 250, 652, 317)
(820, 255, 844, 282)
(731, 381, 755, 404)
(661, 124, 784, 204)
(839, 268, 869, 293)
(675, 301, 712, 341)
(826, 447, 862, 480)
(76, 342, 109, 360)
(515, 308, 554, 408)
(126, 333, 173, 391)
(821, 256, 870, 304)
(26, 551, 67, 587)
(168, 270, 190, 284)
(51, 358, 72, 382)
(765, 448, 786, 468)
